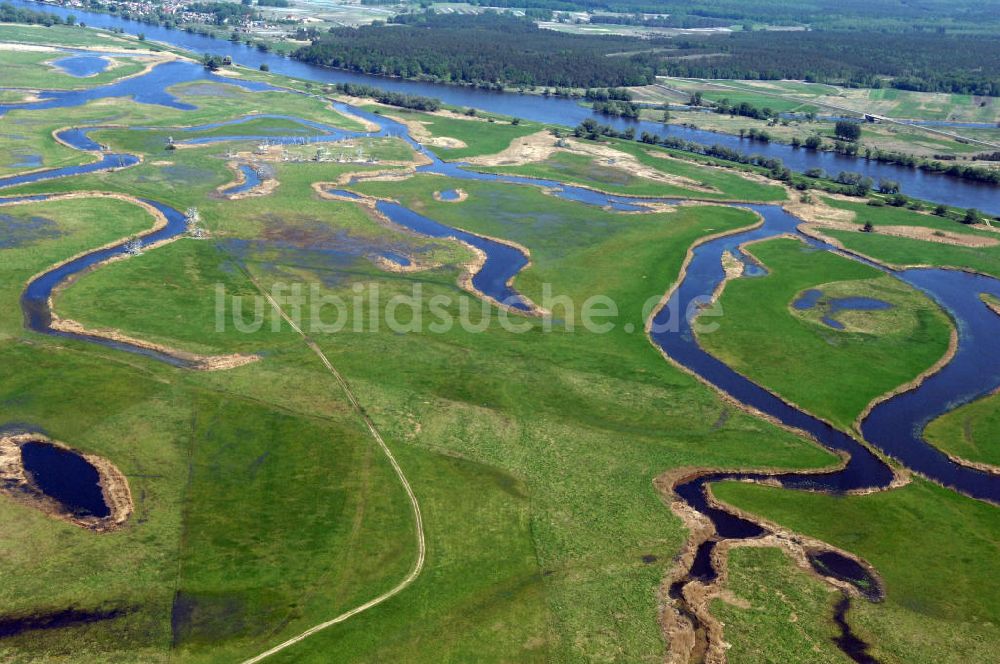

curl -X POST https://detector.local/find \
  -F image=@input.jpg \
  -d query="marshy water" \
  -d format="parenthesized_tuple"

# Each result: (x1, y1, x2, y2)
(792, 288, 894, 329)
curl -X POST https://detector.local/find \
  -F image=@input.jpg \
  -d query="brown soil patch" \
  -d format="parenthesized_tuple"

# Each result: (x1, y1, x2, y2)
(785, 195, 999, 248)
(783, 194, 857, 225)
(466, 134, 717, 193)
(382, 113, 467, 149)
(721, 250, 744, 281)
(0, 433, 132, 532)
(464, 130, 556, 166)
(330, 104, 380, 133)
(48, 317, 260, 372)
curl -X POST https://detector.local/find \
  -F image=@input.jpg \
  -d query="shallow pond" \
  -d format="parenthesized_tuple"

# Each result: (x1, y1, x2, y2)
(20, 441, 109, 518)
(793, 289, 893, 329)
(51, 55, 110, 78)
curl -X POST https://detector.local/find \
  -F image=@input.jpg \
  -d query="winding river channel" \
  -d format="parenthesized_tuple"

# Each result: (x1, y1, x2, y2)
(2, 42, 999, 663)
(7, 0, 1000, 215)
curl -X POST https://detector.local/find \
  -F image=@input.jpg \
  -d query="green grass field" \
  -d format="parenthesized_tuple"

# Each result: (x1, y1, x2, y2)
(925, 390, 1000, 468)
(697, 238, 952, 429)
(1, 24, 998, 663)
(714, 478, 1000, 664)
(711, 547, 845, 663)
(825, 230, 1000, 280)
(2, 49, 149, 89)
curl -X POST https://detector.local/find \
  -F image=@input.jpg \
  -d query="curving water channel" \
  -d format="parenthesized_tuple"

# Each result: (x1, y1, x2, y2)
(6, 0, 1000, 215)
(2, 54, 999, 661)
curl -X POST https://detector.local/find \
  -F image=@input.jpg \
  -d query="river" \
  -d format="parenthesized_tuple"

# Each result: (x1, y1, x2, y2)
(6, 0, 1000, 214)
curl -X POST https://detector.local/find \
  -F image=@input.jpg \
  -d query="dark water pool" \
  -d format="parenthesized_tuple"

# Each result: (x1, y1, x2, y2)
(20, 441, 109, 518)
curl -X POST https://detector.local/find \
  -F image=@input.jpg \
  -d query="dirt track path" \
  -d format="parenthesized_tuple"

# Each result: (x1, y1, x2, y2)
(237, 268, 425, 664)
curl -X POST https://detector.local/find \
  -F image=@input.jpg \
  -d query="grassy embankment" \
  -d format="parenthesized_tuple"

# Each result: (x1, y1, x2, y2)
(697, 237, 952, 430)
(365, 106, 544, 160)
(819, 199, 1000, 279)
(924, 390, 1000, 468)
(0, 23, 154, 50)
(474, 140, 787, 201)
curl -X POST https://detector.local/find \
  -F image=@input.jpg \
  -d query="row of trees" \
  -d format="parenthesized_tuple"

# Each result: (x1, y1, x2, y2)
(0, 2, 73, 26)
(328, 83, 441, 111)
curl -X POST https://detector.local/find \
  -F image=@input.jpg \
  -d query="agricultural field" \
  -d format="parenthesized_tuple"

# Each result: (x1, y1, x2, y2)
(639, 77, 1000, 162)
(0, 18, 998, 664)
(657, 77, 1000, 125)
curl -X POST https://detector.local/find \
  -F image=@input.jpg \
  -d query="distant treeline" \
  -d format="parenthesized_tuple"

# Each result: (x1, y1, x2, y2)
(0, 1, 72, 26)
(588, 14, 732, 29)
(665, 31, 1000, 96)
(328, 83, 441, 111)
(463, 0, 1000, 33)
(292, 12, 662, 89)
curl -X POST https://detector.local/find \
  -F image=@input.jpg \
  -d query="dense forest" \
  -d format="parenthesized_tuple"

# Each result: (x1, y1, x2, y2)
(468, 0, 1000, 32)
(292, 12, 663, 88)
(667, 31, 1000, 96)
(292, 11, 998, 96)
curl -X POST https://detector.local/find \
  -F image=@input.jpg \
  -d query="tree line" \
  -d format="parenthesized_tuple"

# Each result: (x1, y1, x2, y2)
(326, 83, 441, 111)
(0, 2, 73, 26)
(663, 31, 1000, 97)
(292, 12, 662, 89)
